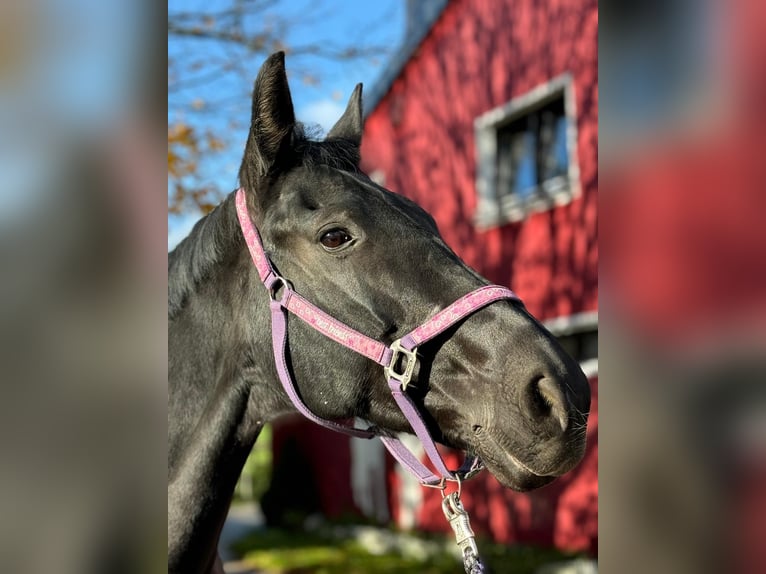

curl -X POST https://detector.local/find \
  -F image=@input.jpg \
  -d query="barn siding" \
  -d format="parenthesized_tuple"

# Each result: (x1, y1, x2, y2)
(360, 0, 598, 553)
(361, 0, 598, 321)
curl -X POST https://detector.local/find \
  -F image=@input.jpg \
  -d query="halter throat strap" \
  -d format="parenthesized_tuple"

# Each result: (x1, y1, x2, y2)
(235, 188, 520, 485)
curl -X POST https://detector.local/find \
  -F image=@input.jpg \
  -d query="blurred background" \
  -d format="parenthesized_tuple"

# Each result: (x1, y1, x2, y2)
(0, 0, 762, 571)
(600, 0, 766, 572)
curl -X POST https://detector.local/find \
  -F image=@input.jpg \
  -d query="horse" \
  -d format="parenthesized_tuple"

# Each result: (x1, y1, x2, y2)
(168, 52, 590, 574)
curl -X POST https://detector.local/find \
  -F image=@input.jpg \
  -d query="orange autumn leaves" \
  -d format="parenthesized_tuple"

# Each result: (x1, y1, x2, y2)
(168, 122, 225, 215)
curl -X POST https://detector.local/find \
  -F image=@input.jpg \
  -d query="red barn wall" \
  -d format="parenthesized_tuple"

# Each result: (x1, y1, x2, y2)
(360, 0, 598, 553)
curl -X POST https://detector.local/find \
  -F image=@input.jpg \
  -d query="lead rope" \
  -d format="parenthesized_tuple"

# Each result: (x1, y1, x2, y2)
(438, 478, 487, 574)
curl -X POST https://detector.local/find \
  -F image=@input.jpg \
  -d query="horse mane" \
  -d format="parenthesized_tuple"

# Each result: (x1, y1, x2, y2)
(168, 195, 239, 319)
(169, 123, 361, 319)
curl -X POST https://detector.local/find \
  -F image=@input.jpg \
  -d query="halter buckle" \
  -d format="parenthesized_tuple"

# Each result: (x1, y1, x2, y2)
(384, 338, 418, 390)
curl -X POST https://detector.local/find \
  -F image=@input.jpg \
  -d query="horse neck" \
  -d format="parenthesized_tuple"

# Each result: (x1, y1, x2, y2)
(168, 302, 277, 573)
(168, 371, 264, 573)
(168, 197, 286, 573)
(168, 192, 285, 460)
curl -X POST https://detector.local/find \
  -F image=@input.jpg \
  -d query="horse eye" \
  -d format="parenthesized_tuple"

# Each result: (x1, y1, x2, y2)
(320, 229, 352, 250)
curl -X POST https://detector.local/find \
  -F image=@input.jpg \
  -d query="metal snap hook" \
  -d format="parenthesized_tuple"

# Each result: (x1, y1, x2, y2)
(442, 486, 480, 562)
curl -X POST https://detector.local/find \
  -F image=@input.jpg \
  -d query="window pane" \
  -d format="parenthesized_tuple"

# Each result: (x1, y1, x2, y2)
(537, 105, 569, 182)
(496, 129, 514, 199)
(553, 116, 569, 176)
(496, 122, 537, 200)
(513, 131, 537, 198)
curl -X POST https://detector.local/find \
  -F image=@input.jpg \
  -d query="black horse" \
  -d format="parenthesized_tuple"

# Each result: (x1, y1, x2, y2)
(168, 52, 590, 574)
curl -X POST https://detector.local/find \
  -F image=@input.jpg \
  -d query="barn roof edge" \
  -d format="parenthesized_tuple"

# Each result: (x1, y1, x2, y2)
(364, 0, 451, 119)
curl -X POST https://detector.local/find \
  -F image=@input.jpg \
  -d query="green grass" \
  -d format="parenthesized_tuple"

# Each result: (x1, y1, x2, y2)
(233, 424, 273, 503)
(232, 526, 582, 574)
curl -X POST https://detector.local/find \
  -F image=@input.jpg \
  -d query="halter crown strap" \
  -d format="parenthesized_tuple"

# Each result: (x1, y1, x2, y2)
(236, 188, 521, 485)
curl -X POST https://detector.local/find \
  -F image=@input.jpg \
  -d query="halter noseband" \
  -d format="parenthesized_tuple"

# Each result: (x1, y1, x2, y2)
(236, 188, 522, 487)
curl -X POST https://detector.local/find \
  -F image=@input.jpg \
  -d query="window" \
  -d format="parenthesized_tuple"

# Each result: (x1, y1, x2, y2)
(556, 329, 598, 364)
(544, 311, 598, 365)
(474, 74, 579, 228)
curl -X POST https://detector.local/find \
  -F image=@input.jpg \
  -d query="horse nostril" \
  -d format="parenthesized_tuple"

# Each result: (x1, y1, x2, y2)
(530, 377, 569, 434)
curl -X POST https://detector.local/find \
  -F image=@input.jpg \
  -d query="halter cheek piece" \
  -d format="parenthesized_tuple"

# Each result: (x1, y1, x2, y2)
(237, 188, 518, 570)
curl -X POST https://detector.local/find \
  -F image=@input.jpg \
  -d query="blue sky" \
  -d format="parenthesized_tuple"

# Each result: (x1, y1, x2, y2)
(168, 0, 405, 248)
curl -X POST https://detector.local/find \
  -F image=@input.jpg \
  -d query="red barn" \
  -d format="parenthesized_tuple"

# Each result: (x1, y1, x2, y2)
(266, 0, 598, 556)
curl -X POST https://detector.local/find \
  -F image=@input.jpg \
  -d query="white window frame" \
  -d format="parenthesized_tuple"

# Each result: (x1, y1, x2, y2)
(474, 73, 580, 229)
(543, 310, 598, 337)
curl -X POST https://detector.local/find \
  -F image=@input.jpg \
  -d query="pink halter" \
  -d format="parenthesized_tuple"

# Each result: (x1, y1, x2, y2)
(236, 188, 521, 486)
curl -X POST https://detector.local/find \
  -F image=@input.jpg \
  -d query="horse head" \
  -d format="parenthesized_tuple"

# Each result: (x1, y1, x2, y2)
(237, 52, 590, 491)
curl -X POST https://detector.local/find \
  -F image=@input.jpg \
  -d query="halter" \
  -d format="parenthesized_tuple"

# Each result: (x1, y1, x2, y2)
(237, 188, 519, 571)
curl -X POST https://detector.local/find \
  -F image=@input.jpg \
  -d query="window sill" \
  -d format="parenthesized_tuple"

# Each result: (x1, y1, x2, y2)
(474, 183, 576, 229)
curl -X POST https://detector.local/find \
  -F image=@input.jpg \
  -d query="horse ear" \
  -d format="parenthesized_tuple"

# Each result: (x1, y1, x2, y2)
(326, 83, 363, 145)
(239, 52, 296, 189)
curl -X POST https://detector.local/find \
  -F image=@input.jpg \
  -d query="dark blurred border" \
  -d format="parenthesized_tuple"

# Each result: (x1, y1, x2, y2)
(0, 0, 167, 572)
(600, 0, 766, 572)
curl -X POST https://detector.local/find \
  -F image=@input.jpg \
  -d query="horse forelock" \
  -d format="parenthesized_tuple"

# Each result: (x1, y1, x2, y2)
(293, 123, 362, 173)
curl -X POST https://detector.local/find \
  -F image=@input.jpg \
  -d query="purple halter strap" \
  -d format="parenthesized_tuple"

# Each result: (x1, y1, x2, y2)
(236, 188, 521, 486)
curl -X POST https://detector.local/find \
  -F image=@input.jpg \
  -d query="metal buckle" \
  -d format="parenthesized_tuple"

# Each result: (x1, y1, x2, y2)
(384, 338, 418, 390)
